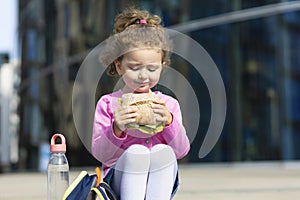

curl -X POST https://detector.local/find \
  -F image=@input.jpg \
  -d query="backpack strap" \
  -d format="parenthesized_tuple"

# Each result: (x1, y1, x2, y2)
(91, 187, 109, 200)
(99, 182, 118, 200)
(95, 167, 101, 187)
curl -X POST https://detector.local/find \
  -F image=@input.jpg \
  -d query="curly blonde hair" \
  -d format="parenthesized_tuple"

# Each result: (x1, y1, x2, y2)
(113, 8, 162, 34)
(99, 8, 172, 76)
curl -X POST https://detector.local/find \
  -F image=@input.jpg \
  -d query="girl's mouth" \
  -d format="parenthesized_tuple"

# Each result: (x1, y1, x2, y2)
(137, 82, 149, 87)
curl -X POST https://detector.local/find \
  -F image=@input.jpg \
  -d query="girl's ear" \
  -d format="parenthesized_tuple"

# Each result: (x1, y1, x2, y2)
(114, 60, 123, 75)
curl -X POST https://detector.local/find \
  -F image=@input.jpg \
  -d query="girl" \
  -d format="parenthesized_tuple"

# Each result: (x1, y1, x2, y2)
(92, 8, 190, 200)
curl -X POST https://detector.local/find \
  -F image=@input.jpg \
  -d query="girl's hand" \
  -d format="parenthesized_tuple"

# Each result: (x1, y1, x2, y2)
(113, 106, 138, 137)
(151, 102, 173, 126)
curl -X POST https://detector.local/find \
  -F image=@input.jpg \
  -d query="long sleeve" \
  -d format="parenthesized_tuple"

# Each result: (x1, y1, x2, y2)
(159, 95, 190, 159)
(91, 93, 126, 168)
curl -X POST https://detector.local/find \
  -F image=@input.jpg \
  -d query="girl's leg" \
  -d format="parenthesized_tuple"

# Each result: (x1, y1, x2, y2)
(146, 144, 178, 200)
(112, 144, 150, 200)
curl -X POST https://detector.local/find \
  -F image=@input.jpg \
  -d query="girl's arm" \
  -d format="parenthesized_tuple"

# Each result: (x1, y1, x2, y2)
(161, 98, 190, 159)
(91, 96, 126, 166)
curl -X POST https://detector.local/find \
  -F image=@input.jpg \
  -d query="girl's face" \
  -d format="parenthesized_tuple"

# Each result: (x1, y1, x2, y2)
(116, 49, 163, 93)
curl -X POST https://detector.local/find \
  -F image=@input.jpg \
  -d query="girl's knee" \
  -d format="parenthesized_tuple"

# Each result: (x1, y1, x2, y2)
(115, 144, 150, 173)
(151, 144, 176, 159)
(127, 144, 150, 154)
(150, 144, 176, 171)
(151, 144, 173, 153)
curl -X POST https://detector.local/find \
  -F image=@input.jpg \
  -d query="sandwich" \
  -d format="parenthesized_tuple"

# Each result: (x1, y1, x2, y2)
(120, 92, 165, 134)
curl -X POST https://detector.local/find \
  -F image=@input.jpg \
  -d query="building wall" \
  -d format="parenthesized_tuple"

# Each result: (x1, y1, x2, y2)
(0, 54, 20, 172)
(18, 0, 300, 170)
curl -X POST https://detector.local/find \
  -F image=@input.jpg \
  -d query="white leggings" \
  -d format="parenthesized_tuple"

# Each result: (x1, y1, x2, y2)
(111, 144, 178, 200)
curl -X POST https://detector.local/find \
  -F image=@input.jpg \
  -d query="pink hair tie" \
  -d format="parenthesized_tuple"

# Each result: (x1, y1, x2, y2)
(140, 19, 147, 24)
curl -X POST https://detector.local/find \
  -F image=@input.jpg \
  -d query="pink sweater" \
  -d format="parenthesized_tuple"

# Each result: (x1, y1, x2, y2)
(92, 90, 190, 176)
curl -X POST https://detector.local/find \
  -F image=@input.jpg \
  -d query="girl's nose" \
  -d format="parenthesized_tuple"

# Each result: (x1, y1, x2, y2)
(138, 69, 148, 80)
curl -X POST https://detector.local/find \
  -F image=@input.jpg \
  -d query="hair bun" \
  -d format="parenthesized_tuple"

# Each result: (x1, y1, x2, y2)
(113, 8, 162, 33)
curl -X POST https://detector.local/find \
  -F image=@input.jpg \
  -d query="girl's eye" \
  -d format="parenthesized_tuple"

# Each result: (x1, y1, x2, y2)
(129, 66, 140, 71)
(128, 64, 160, 71)
(147, 65, 160, 72)
(148, 68, 157, 72)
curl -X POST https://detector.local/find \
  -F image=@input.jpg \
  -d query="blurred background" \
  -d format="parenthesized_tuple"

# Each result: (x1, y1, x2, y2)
(1, 0, 300, 172)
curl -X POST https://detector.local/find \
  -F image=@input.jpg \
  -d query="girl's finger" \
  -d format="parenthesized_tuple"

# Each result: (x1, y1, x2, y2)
(151, 103, 164, 109)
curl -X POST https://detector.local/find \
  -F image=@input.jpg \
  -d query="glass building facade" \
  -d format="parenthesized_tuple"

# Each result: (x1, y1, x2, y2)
(18, 0, 300, 170)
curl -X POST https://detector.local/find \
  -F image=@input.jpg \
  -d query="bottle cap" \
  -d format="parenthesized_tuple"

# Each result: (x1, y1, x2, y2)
(50, 133, 66, 153)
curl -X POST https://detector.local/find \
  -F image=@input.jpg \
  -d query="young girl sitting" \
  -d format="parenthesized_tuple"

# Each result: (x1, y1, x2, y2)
(92, 8, 190, 200)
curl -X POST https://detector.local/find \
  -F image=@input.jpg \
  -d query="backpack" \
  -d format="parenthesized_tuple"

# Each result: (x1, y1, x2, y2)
(63, 167, 117, 200)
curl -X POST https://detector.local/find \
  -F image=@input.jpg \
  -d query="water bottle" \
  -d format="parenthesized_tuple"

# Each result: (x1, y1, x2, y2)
(47, 133, 69, 200)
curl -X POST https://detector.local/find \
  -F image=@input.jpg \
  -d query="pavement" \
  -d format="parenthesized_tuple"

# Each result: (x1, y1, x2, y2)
(0, 161, 300, 200)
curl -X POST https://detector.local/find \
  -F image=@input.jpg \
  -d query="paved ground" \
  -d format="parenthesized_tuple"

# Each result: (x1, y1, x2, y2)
(0, 162, 300, 200)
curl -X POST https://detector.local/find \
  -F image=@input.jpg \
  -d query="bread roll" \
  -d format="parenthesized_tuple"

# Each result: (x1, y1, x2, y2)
(121, 92, 164, 126)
